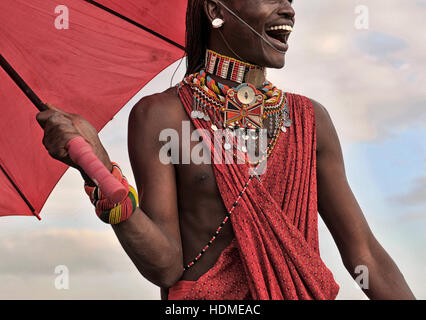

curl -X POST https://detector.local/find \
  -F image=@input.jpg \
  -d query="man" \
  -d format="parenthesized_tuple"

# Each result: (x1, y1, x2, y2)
(37, 0, 415, 299)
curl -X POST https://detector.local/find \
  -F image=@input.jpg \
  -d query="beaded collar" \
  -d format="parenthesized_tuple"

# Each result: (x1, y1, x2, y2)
(205, 49, 266, 84)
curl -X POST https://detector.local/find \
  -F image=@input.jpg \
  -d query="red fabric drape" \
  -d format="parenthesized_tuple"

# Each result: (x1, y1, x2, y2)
(0, 0, 186, 217)
(169, 238, 251, 300)
(175, 84, 339, 300)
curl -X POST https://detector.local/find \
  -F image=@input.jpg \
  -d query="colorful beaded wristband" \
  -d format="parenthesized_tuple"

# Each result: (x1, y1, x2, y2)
(84, 162, 139, 225)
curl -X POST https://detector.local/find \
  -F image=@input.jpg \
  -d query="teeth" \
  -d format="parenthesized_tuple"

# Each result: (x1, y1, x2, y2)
(266, 25, 293, 32)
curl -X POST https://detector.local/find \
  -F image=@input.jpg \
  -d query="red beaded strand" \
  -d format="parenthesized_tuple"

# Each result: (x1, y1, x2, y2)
(184, 175, 255, 271)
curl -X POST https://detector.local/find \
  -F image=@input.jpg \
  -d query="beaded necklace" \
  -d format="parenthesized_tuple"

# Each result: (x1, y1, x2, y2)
(182, 70, 291, 166)
(185, 71, 291, 131)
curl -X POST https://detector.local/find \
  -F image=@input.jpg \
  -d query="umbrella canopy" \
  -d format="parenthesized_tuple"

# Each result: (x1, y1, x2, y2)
(0, 0, 187, 218)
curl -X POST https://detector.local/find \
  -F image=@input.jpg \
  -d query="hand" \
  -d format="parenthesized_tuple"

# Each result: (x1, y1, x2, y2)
(36, 103, 113, 181)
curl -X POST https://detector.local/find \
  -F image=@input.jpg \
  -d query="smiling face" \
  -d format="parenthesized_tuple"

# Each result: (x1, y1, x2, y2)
(205, 0, 295, 69)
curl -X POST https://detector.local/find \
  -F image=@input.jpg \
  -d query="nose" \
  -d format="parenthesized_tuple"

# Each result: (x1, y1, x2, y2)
(277, 1, 296, 20)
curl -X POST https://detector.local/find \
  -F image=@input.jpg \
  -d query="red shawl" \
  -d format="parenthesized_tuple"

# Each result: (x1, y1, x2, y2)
(171, 84, 339, 300)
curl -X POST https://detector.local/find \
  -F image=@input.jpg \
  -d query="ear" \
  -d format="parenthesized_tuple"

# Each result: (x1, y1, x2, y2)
(203, 0, 224, 23)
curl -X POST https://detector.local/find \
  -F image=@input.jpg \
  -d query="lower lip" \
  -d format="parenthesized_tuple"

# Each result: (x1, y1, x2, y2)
(264, 33, 289, 53)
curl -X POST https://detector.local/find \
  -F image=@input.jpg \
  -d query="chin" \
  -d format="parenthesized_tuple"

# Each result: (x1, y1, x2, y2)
(267, 54, 286, 69)
(257, 43, 287, 69)
(250, 47, 286, 69)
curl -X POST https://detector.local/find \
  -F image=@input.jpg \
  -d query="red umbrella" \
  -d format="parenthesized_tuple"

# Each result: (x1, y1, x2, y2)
(0, 0, 187, 219)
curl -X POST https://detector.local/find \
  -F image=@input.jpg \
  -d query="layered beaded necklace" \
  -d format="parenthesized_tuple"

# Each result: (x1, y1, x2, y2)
(184, 70, 291, 137)
(188, 50, 291, 129)
(181, 50, 292, 166)
(178, 49, 293, 271)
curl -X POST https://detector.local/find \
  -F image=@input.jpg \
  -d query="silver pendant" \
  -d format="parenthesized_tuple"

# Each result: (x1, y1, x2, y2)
(237, 85, 256, 105)
(284, 119, 292, 127)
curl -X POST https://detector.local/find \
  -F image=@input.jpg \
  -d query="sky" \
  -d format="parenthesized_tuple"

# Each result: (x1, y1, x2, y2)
(1, 0, 425, 300)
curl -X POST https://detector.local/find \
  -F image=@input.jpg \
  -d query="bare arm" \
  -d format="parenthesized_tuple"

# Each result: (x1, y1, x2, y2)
(111, 94, 183, 288)
(35, 99, 183, 289)
(312, 99, 415, 300)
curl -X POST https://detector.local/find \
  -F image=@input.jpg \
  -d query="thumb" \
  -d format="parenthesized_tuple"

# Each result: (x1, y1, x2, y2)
(45, 102, 66, 114)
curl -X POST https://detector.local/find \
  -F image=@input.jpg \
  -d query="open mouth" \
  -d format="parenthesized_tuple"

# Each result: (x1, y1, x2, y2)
(264, 25, 293, 51)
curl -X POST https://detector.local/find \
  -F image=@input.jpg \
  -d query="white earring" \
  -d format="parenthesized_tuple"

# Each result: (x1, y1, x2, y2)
(212, 18, 224, 29)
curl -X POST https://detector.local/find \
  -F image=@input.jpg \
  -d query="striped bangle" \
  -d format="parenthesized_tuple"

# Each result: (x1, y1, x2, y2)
(84, 162, 139, 224)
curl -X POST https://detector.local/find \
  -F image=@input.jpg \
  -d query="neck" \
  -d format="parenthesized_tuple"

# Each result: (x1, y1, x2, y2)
(207, 32, 250, 64)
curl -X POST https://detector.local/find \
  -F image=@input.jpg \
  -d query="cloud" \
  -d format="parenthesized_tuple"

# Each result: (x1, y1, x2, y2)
(267, 0, 426, 143)
(0, 229, 126, 275)
(356, 31, 408, 58)
(0, 228, 160, 299)
(0, 274, 159, 300)
(391, 176, 426, 207)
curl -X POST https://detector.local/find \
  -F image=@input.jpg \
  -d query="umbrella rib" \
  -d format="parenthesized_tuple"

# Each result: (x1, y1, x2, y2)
(0, 54, 46, 220)
(0, 163, 41, 220)
(83, 0, 186, 51)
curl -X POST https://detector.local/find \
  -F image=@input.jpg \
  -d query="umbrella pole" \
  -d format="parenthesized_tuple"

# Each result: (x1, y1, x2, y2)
(1, 53, 127, 209)
(0, 54, 47, 112)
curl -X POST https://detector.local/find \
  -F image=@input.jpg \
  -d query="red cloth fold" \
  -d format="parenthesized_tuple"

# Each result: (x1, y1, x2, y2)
(168, 239, 251, 300)
(173, 84, 339, 300)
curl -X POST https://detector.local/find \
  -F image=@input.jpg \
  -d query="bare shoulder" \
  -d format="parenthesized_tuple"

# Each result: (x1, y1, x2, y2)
(129, 86, 186, 133)
(306, 97, 339, 154)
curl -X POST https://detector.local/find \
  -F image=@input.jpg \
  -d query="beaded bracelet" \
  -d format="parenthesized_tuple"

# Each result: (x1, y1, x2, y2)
(84, 162, 139, 224)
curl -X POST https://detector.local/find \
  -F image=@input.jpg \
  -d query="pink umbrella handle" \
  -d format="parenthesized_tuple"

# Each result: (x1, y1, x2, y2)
(65, 136, 127, 203)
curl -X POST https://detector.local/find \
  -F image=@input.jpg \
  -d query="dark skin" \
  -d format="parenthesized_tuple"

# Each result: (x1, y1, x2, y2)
(36, 0, 415, 299)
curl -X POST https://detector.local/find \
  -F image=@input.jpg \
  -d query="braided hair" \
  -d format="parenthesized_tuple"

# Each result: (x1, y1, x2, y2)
(185, 0, 212, 75)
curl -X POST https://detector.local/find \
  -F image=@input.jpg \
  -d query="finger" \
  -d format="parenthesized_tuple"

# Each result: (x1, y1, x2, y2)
(47, 145, 69, 161)
(36, 110, 58, 129)
(40, 112, 68, 133)
(43, 113, 73, 132)
(43, 130, 79, 161)
(43, 123, 80, 149)
(44, 123, 65, 140)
